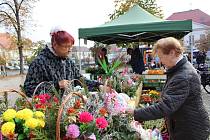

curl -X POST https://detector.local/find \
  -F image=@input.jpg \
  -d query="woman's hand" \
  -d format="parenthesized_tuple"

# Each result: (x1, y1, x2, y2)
(58, 80, 70, 89)
(125, 107, 134, 115)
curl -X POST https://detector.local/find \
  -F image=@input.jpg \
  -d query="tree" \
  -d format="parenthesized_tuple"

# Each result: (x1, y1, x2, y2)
(109, 0, 163, 20)
(25, 40, 46, 65)
(0, 0, 38, 74)
(196, 31, 210, 52)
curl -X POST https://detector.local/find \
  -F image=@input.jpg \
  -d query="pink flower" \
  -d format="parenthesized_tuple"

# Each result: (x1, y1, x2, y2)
(88, 133, 96, 140)
(96, 117, 108, 129)
(121, 67, 128, 76)
(79, 112, 93, 123)
(66, 124, 80, 138)
(0, 132, 2, 140)
(127, 79, 133, 85)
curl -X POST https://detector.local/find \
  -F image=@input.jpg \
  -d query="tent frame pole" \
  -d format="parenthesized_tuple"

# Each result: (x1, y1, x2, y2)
(79, 39, 82, 72)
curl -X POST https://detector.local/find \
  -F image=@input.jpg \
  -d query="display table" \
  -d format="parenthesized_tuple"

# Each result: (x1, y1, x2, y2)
(142, 74, 166, 91)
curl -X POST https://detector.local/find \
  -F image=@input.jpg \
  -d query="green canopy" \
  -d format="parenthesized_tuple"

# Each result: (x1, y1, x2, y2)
(79, 5, 192, 44)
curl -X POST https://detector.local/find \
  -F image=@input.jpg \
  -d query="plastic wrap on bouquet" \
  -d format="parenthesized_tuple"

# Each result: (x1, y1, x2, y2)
(130, 121, 163, 140)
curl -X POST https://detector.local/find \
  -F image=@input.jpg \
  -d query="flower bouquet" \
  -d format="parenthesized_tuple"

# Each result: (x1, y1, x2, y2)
(56, 82, 139, 140)
(32, 93, 60, 139)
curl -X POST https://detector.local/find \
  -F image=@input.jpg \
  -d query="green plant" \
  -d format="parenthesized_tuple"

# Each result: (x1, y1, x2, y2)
(142, 119, 164, 130)
(97, 56, 123, 78)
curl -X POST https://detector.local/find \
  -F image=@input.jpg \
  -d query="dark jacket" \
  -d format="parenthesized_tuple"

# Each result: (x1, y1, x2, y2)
(24, 46, 98, 97)
(134, 57, 210, 140)
(129, 48, 145, 74)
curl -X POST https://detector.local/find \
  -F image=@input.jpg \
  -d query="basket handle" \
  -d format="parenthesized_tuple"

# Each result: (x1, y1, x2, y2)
(56, 92, 86, 140)
(0, 89, 33, 108)
(33, 81, 55, 96)
(135, 81, 143, 107)
(68, 79, 86, 88)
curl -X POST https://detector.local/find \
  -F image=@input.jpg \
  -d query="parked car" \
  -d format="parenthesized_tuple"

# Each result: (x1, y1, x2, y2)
(14, 65, 20, 70)
(23, 65, 29, 70)
(5, 65, 16, 70)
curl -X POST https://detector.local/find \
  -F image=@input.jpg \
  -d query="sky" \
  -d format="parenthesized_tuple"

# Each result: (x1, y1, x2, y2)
(24, 0, 210, 46)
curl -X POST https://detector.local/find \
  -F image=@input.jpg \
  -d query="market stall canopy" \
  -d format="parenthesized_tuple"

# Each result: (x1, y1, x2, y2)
(79, 5, 192, 44)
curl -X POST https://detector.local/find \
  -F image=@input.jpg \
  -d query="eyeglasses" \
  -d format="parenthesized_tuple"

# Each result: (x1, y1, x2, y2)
(58, 43, 73, 50)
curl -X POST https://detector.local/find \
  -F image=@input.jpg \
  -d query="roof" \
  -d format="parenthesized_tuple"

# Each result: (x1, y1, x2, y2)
(99, 5, 163, 27)
(72, 46, 90, 52)
(167, 9, 210, 26)
(0, 33, 14, 49)
(79, 5, 192, 44)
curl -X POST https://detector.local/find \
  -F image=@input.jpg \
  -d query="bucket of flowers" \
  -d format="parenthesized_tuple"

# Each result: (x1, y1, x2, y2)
(140, 90, 160, 105)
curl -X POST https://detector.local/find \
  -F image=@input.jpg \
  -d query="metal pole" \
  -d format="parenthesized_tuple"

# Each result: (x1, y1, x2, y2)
(79, 39, 82, 72)
(189, 33, 193, 63)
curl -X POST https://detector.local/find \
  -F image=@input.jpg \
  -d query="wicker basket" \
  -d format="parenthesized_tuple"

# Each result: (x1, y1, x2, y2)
(55, 79, 86, 140)
(0, 89, 32, 108)
(56, 91, 86, 140)
(32, 81, 56, 96)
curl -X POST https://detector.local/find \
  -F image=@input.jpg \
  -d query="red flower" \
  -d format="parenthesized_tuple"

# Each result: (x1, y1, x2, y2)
(47, 103, 52, 109)
(79, 112, 93, 123)
(74, 99, 81, 109)
(99, 107, 107, 116)
(53, 96, 59, 104)
(96, 117, 108, 129)
(35, 103, 45, 109)
(67, 108, 76, 115)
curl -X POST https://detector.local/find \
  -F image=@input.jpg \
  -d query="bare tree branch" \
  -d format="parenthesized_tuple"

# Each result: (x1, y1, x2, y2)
(0, 19, 6, 23)
(0, 2, 16, 15)
(18, 0, 25, 12)
(0, 10, 18, 33)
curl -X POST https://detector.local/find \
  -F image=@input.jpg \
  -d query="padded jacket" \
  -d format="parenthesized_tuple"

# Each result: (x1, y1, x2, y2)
(134, 57, 210, 140)
(24, 46, 98, 97)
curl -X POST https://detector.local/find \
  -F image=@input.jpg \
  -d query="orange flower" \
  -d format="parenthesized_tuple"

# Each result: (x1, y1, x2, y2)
(99, 107, 107, 116)
(74, 100, 81, 109)
(67, 107, 76, 115)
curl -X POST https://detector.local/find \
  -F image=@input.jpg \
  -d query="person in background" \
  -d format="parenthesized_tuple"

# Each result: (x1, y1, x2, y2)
(126, 37, 210, 140)
(187, 52, 192, 62)
(196, 50, 206, 65)
(97, 47, 109, 66)
(127, 47, 145, 74)
(24, 27, 100, 97)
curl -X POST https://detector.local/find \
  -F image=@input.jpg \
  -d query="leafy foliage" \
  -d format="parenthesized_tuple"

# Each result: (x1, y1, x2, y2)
(25, 40, 46, 65)
(97, 56, 123, 78)
(196, 31, 210, 52)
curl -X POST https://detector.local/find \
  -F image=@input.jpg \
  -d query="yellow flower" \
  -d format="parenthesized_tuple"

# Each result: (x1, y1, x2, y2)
(149, 90, 159, 95)
(16, 108, 33, 120)
(37, 119, 45, 128)
(25, 118, 38, 129)
(34, 111, 45, 119)
(3, 109, 16, 121)
(1, 122, 15, 137)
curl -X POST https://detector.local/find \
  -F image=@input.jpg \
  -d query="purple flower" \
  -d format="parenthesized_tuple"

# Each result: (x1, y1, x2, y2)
(0, 132, 2, 140)
(66, 124, 80, 138)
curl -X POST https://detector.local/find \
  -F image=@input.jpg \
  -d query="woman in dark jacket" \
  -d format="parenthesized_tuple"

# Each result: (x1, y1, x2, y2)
(127, 37, 210, 140)
(24, 28, 99, 97)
